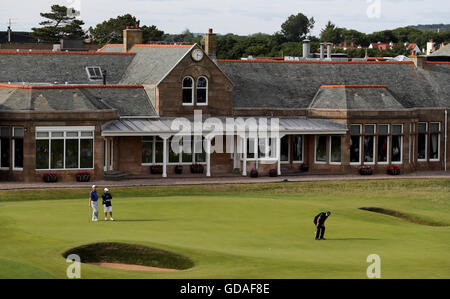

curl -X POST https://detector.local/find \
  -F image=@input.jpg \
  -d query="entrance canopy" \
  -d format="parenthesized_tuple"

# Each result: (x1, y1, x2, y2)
(101, 117, 347, 136)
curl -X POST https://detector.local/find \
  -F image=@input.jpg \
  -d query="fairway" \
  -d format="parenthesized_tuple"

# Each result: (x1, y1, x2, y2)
(0, 179, 449, 279)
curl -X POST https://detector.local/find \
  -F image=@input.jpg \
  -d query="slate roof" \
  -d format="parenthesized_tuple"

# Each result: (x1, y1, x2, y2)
(217, 61, 446, 109)
(120, 44, 194, 85)
(310, 85, 405, 110)
(0, 52, 134, 84)
(429, 43, 450, 57)
(420, 63, 450, 107)
(0, 86, 157, 116)
(97, 44, 124, 53)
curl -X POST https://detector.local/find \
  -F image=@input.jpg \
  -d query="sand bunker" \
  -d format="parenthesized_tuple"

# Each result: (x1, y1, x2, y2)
(62, 242, 194, 271)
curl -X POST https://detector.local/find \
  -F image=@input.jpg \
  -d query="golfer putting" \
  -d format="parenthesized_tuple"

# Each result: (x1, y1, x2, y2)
(102, 188, 114, 221)
(89, 185, 99, 222)
(314, 211, 331, 240)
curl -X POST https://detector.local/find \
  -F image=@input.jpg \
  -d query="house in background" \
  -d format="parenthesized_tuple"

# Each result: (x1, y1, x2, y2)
(0, 27, 449, 182)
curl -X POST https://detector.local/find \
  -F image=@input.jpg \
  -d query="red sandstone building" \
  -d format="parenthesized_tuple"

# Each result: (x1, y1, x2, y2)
(0, 28, 449, 182)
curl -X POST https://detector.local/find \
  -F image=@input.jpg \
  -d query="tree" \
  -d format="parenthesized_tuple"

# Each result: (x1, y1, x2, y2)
(31, 5, 85, 42)
(320, 21, 344, 44)
(89, 14, 140, 45)
(281, 13, 315, 42)
(142, 25, 164, 42)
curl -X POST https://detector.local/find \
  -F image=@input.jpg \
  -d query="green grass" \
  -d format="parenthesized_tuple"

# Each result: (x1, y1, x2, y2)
(0, 178, 449, 279)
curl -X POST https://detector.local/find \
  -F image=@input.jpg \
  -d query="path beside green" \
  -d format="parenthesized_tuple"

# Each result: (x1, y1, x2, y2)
(0, 179, 448, 278)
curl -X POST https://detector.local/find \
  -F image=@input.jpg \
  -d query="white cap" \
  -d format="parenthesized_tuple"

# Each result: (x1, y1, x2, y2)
(92, 185, 96, 188)
(104, 188, 109, 192)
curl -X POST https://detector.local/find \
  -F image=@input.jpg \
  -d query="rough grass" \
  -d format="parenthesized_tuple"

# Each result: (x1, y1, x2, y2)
(62, 242, 194, 270)
(359, 207, 449, 227)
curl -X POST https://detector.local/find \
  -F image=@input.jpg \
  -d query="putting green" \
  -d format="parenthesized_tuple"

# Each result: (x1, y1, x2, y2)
(0, 179, 449, 279)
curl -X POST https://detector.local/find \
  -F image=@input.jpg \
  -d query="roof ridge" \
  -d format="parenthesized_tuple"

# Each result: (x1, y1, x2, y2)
(0, 50, 134, 55)
(321, 85, 388, 88)
(0, 83, 144, 89)
(217, 59, 413, 65)
(130, 44, 193, 51)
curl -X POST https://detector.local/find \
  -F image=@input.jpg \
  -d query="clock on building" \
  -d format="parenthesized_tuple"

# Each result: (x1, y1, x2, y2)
(191, 49, 204, 61)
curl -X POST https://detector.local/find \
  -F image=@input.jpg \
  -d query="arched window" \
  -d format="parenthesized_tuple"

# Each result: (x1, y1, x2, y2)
(182, 77, 194, 105)
(196, 76, 208, 105)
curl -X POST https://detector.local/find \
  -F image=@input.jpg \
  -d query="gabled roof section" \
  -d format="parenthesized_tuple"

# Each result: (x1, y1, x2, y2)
(310, 85, 405, 110)
(217, 60, 441, 109)
(0, 51, 135, 84)
(119, 44, 195, 85)
(0, 85, 157, 116)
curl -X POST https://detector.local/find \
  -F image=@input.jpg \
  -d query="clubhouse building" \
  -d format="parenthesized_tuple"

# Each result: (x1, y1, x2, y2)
(0, 27, 449, 182)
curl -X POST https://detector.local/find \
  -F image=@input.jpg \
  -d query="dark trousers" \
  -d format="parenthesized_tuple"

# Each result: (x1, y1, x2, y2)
(315, 225, 325, 239)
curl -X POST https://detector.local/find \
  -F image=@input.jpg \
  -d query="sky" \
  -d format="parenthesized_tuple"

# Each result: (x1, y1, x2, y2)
(1, 0, 449, 36)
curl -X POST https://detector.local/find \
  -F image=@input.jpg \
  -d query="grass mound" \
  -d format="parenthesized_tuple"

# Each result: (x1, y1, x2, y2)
(359, 207, 448, 227)
(62, 242, 194, 270)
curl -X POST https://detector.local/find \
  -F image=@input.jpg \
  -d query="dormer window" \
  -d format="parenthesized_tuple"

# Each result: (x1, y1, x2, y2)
(196, 76, 208, 105)
(86, 66, 103, 80)
(182, 76, 194, 105)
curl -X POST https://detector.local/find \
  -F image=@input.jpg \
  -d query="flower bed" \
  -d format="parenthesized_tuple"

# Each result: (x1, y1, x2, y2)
(76, 171, 91, 182)
(190, 164, 204, 174)
(388, 165, 401, 175)
(174, 165, 183, 174)
(359, 165, 373, 175)
(41, 172, 57, 183)
(150, 165, 163, 174)
(269, 169, 278, 177)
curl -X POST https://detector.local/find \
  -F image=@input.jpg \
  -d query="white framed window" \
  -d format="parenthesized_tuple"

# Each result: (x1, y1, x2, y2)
(329, 136, 342, 164)
(429, 122, 440, 161)
(418, 122, 427, 161)
(35, 126, 94, 170)
(377, 124, 389, 164)
(364, 124, 376, 165)
(350, 124, 362, 165)
(196, 76, 208, 106)
(0, 126, 10, 170)
(391, 124, 403, 164)
(159, 135, 206, 165)
(12, 127, 24, 171)
(85, 66, 103, 80)
(182, 76, 194, 105)
(315, 135, 327, 164)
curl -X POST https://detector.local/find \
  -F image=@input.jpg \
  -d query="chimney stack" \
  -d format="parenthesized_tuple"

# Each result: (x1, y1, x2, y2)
(320, 43, 324, 60)
(205, 28, 217, 60)
(302, 39, 310, 59)
(327, 43, 332, 59)
(123, 24, 143, 53)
